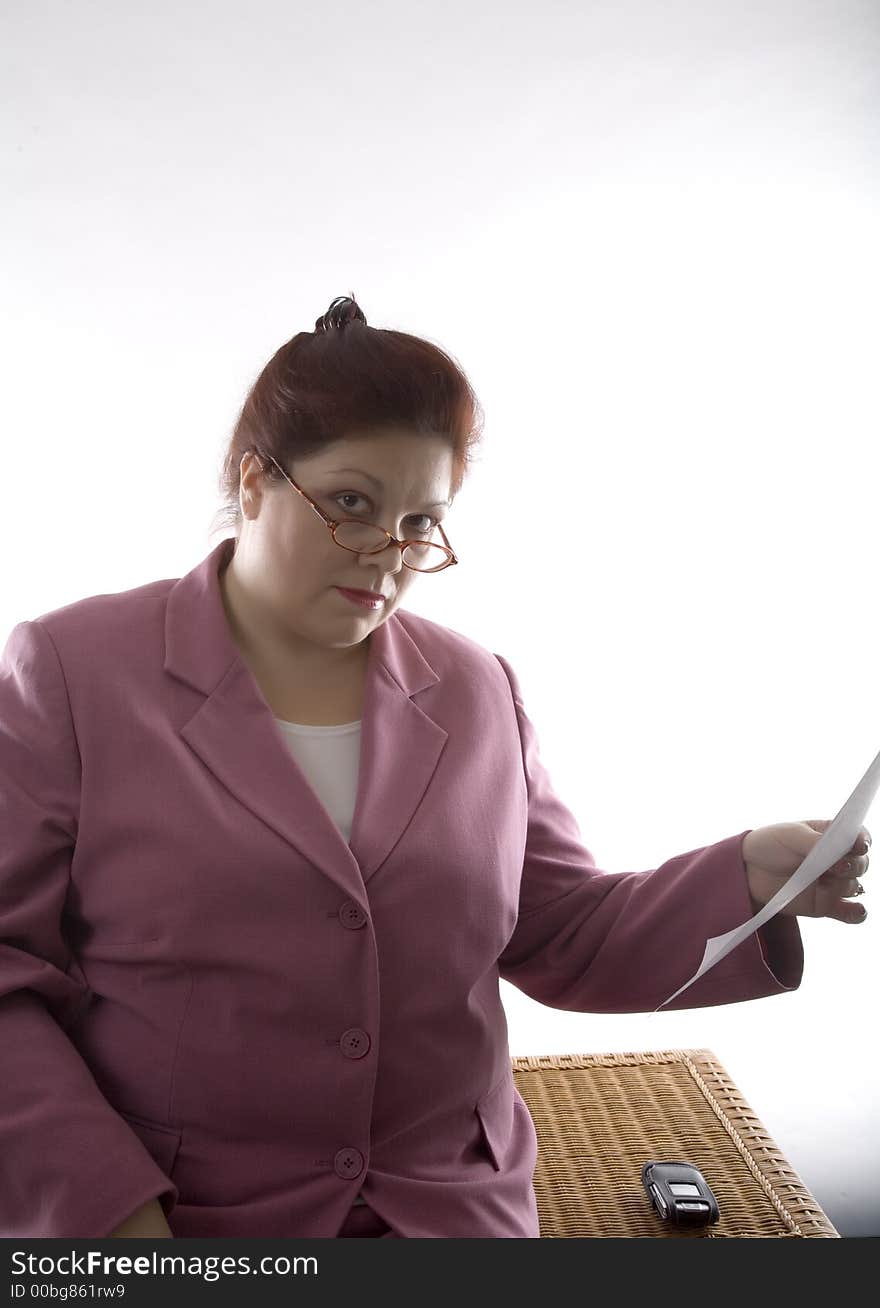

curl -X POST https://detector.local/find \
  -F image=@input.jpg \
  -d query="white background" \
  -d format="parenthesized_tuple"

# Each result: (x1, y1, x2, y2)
(3, 0, 878, 1236)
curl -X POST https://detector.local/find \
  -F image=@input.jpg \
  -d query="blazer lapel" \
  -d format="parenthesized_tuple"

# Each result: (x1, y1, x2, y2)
(164, 538, 448, 903)
(348, 611, 448, 884)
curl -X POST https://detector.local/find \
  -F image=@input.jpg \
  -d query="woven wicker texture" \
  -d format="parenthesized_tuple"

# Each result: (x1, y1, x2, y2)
(511, 1048, 838, 1238)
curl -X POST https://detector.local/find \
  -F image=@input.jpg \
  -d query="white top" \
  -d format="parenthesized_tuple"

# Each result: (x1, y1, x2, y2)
(273, 716, 362, 843)
(273, 715, 367, 1205)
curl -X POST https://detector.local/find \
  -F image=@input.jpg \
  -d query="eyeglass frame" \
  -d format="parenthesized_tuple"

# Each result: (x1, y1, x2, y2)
(256, 452, 459, 572)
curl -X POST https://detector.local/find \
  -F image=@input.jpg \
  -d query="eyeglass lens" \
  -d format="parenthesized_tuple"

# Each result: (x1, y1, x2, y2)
(333, 520, 449, 571)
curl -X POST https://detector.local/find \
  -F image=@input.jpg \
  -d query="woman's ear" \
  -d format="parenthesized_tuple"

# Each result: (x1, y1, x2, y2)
(239, 452, 266, 519)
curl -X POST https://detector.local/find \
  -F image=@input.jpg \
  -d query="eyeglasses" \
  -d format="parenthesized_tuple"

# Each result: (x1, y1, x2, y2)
(258, 453, 459, 573)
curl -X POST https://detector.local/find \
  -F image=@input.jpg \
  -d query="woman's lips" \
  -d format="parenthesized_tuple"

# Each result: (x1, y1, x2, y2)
(335, 586, 386, 609)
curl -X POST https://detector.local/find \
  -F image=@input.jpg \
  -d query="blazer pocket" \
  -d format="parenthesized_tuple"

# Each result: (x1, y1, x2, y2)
(119, 1110, 182, 1177)
(475, 1071, 514, 1171)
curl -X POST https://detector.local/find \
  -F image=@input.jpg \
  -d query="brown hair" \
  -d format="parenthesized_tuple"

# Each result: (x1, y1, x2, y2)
(210, 294, 485, 540)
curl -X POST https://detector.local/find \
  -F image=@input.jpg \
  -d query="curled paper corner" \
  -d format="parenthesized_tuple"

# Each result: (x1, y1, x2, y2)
(654, 932, 743, 1011)
(651, 941, 721, 1009)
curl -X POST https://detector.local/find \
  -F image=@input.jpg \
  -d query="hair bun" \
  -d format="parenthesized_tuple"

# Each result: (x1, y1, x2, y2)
(315, 294, 367, 333)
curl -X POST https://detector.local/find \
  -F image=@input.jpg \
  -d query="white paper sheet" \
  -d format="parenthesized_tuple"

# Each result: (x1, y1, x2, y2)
(655, 744, 880, 1011)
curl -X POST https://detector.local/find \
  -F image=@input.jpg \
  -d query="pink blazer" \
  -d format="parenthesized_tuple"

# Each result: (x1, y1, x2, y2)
(0, 537, 803, 1238)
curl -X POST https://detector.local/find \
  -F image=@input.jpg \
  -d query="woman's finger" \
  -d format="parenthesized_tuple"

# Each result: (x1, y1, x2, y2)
(827, 853, 870, 878)
(812, 873, 867, 917)
(804, 821, 872, 854)
(824, 896, 868, 924)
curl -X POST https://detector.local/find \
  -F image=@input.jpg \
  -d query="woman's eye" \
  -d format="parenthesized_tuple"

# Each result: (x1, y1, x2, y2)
(335, 493, 437, 535)
(408, 515, 437, 535)
(336, 493, 370, 514)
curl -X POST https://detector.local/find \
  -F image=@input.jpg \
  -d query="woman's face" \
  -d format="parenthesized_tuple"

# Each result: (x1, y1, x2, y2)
(227, 428, 455, 656)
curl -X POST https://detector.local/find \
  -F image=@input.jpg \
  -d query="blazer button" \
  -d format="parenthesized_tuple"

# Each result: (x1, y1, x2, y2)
(340, 1027, 371, 1059)
(339, 900, 368, 929)
(334, 1147, 365, 1179)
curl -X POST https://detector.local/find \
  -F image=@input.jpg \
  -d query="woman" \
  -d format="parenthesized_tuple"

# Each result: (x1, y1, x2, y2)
(0, 295, 870, 1239)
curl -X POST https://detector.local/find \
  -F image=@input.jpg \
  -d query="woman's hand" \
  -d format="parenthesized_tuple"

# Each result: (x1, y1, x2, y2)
(108, 1197, 173, 1238)
(742, 819, 871, 922)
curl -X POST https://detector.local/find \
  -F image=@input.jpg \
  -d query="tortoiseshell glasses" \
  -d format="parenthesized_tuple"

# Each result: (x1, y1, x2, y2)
(258, 453, 459, 573)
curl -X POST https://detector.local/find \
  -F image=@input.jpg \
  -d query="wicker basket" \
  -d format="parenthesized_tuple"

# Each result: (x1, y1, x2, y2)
(511, 1048, 838, 1238)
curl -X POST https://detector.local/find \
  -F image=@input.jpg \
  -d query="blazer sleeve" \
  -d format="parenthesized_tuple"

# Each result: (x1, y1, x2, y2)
(493, 652, 804, 1013)
(0, 619, 179, 1237)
